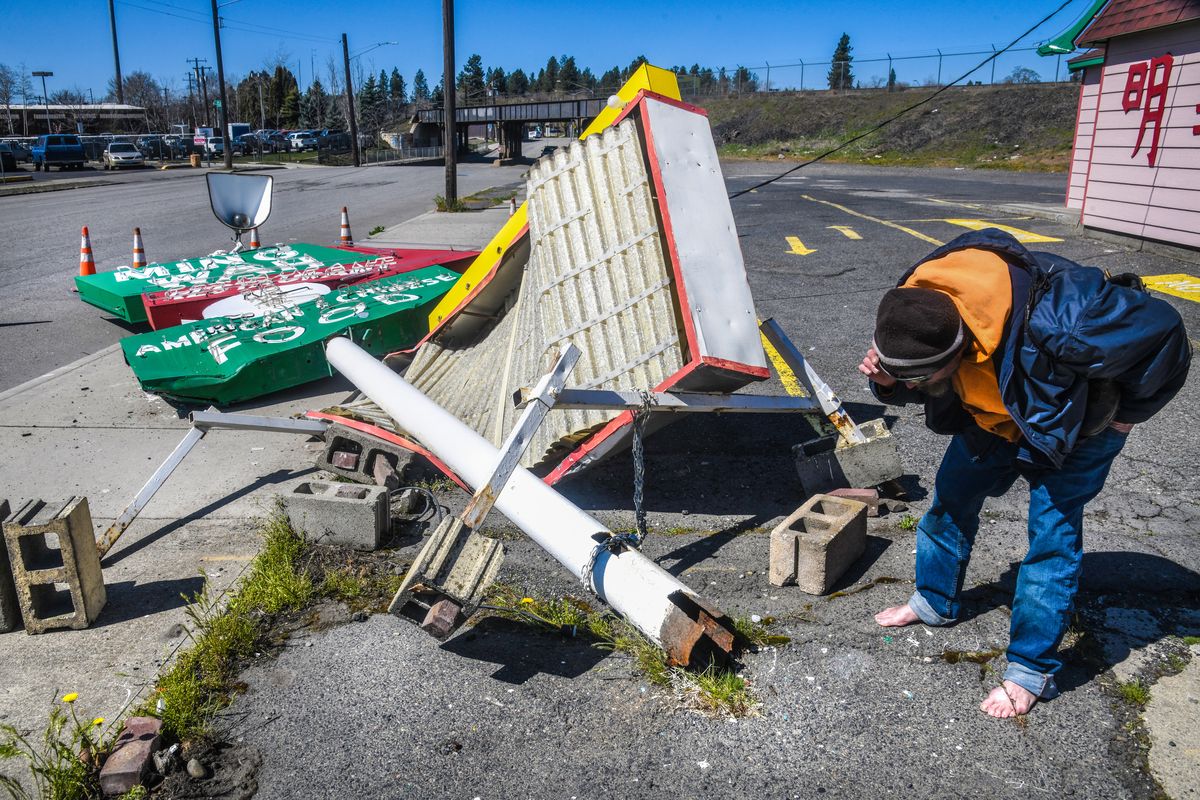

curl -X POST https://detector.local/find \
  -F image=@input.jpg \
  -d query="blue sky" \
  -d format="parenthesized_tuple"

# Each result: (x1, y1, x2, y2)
(2, 0, 1097, 100)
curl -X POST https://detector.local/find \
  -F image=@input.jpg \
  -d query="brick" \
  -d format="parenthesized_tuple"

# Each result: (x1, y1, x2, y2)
(793, 418, 903, 496)
(769, 494, 868, 594)
(99, 716, 161, 796)
(0, 500, 19, 633)
(4, 498, 106, 634)
(282, 481, 388, 550)
(420, 597, 462, 639)
(316, 423, 417, 486)
(827, 487, 881, 517)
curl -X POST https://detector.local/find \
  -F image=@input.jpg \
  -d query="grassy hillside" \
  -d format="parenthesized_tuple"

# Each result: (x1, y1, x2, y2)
(704, 83, 1079, 171)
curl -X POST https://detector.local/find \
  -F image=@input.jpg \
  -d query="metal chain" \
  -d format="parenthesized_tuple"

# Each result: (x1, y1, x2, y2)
(630, 389, 654, 546)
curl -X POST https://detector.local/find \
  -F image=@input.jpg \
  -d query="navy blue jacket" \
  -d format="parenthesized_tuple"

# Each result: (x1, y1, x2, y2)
(871, 229, 1191, 468)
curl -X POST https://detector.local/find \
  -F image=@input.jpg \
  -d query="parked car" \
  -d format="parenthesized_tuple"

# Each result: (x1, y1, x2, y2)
(136, 135, 171, 160)
(287, 131, 317, 151)
(204, 136, 224, 155)
(0, 143, 19, 172)
(2, 140, 33, 163)
(32, 134, 86, 171)
(264, 133, 292, 153)
(102, 141, 145, 169)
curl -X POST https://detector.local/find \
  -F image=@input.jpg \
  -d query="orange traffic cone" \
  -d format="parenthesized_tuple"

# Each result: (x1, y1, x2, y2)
(132, 227, 147, 269)
(79, 226, 95, 276)
(249, 227, 261, 249)
(339, 207, 353, 246)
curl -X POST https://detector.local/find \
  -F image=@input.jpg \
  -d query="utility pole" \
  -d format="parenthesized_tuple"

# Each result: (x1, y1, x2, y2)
(257, 79, 266, 132)
(210, 0, 233, 169)
(108, 0, 124, 103)
(342, 34, 360, 167)
(33, 71, 53, 134)
(188, 58, 210, 127)
(442, 0, 457, 204)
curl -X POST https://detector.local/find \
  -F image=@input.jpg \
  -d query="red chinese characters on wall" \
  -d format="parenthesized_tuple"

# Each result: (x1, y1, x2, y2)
(1121, 54, 1174, 167)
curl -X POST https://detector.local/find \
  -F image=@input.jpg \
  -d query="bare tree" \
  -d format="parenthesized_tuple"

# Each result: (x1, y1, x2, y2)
(0, 64, 16, 134)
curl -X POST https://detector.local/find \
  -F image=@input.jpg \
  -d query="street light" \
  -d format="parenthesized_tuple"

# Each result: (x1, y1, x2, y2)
(32, 71, 53, 134)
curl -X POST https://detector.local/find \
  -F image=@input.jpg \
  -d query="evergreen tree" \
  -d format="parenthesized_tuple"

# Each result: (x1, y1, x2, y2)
(301, 79, 328, 128)
(431, 75, 444, 105)
(732, 66, 758, 93)
(326, 93, 346, 130)
(457, 53, 485, 100)
(540, 56, 559, 93)
(280, 87, 301, 127)
(622, 55, 647, 81)
(827, 33, 854, 91)
(413, 69, 430, 102)
(505, 68, 529, 96)
(599, 67, 621, 92)
(887, 67, 897, 91)
(558, 55, 581, 92)
(488, 66, 507, 96)
(389, 68, 406, 107)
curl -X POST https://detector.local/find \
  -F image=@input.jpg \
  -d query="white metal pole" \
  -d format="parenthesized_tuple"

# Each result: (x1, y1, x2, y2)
(325, 337, 734, 666)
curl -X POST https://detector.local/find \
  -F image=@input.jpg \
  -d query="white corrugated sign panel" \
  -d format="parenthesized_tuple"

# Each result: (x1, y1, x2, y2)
(404, 119, 684, 468)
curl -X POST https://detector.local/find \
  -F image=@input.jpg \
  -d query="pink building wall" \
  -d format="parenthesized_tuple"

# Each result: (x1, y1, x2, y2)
(1067, 67, 1101, 210)
(1078, 22, 1200, 248)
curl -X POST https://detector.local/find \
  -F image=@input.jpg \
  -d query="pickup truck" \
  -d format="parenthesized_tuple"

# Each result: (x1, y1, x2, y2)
(32, 134, 87, 171)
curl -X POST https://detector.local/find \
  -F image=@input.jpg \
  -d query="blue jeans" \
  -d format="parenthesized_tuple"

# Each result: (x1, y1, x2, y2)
(906, 427, 1128, 699)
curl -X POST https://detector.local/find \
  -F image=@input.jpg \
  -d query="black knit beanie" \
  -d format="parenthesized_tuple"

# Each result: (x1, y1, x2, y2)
(872, 287, 964, 378)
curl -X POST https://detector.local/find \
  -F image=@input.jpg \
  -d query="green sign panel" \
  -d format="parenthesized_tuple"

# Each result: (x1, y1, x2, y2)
(121, 266, 458, 405)
(76, 243, 373, 324)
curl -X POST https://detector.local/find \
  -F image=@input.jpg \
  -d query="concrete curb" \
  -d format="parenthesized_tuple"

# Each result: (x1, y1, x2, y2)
(0, 344, 122, 405)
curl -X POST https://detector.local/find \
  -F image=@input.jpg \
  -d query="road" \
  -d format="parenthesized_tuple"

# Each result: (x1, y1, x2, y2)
(221, 160, 1199, 799)
(0, 148, 552, 391)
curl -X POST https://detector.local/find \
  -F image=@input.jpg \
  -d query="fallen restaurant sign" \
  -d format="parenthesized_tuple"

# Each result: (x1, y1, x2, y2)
(76, 243, 475, 327)
(121, 266, 459, 405)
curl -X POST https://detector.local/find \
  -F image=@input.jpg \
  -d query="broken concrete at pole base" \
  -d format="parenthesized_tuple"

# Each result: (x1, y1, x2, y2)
(769, 494, 868, 594)
(281, 481, 389, 551)
(794, 418, 903, 495)
(4, 497, 106, 633)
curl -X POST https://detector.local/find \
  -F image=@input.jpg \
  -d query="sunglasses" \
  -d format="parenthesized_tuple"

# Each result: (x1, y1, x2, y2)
(879, 364, 941, 384)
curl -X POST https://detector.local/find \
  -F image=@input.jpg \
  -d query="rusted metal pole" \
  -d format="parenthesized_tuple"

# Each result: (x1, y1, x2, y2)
(325, 337, 736, 668)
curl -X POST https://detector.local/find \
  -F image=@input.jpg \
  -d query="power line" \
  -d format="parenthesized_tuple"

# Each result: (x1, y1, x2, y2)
(726, 0, 1079, 200)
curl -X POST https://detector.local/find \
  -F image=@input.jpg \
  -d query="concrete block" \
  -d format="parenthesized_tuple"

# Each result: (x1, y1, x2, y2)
(827, 487, 881, 517)
(0, 499, 20, 634)
(421, 597, 462, 639)
(769, 494, 868, 594)
(282, 481, 388, 550)
(99, 716, 162, 796)
(794, 418, 903, 495)
(316, 423, 416, 487)
(4, 497, 106, 634)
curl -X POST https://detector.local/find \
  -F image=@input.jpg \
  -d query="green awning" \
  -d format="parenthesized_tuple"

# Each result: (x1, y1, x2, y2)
(1037, 0, 1109, 55)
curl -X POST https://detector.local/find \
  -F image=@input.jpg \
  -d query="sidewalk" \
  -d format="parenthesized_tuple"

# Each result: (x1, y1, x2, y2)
(0, 198, 511, 771)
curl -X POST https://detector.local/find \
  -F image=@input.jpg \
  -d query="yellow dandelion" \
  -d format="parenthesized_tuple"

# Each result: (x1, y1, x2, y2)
(61, 693, 78, 704)
(520, 597, 534, 604)
(92, 717, 105, 727)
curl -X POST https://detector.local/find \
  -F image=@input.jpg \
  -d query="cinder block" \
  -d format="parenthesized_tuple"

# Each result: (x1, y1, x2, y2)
(4, 497, 106, 634)
(316, 423, 416, 487)
(0, 500, 19, 633)
(99, 716, 162, 796)
(794, 418, 903, 495)
(769, 494, 867, 594)
(282, 481, 388, 550)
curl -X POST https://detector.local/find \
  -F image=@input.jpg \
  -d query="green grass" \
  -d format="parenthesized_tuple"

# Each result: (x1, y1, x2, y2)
(368, 225, 386, 236)
(485, 584, 760, 716)
(732, 616, 792, 647)
(0, 694, 115, 800)
(148, 512, 314, 742)
(898, 514, 918, 532)
(1116, 679, 1151, 706)
(433, 194, 468, 212)
(1182, 635, 1200, 647)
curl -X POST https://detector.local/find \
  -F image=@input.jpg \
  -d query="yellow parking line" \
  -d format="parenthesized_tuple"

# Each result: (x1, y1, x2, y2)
(802, 195, 944, 246)
(827, 225, 862, 240)
(1144, 274, 1200, 303)
(943, 219, 1062, 243)
(785, 236, 817, 255)
(759, 329, 806, 397)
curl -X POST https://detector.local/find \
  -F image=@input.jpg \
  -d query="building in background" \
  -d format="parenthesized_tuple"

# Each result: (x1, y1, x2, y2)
(1063, 0, 1200, 251)
(1, 104, 147, 136)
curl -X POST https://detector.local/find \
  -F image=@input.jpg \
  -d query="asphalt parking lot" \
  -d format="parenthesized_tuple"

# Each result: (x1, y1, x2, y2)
(214, 162, 1200, 799)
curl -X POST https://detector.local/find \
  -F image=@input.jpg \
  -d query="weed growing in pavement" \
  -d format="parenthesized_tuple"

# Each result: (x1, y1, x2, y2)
(732, 616, 792, 647)
(1116, 679, 1151, 706)
(368, 225, 385, 236)
(484, 584, 761, 717)
(1183, 635, 1200, 647)
(148, 512, 314, 742)
(0, 693, 115, 800)
(319, 564, 402, 613)
(898, 514, 918, 532)
(433, 194, 467, 212)
(414, 477, 457, 493)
